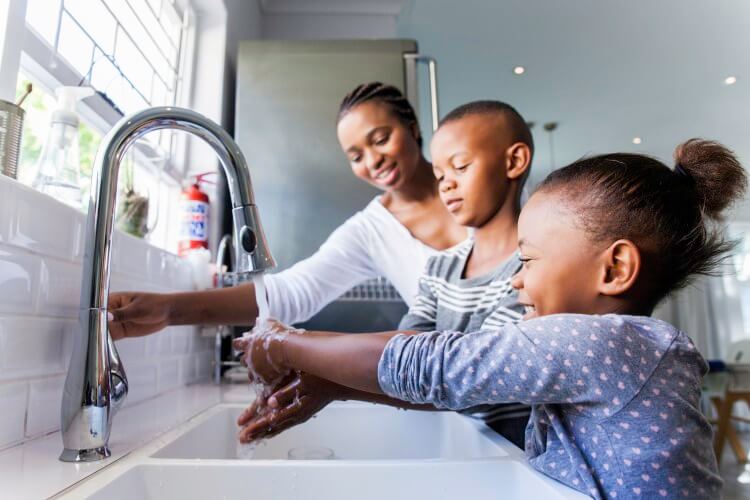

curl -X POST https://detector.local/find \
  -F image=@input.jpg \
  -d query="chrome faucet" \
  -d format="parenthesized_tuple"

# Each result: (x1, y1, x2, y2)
(59, 107, 275, 462)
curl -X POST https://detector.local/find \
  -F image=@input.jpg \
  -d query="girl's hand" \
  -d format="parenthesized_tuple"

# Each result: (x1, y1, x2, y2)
(237, 372, 343, 443)
(232, 319, 301, 386)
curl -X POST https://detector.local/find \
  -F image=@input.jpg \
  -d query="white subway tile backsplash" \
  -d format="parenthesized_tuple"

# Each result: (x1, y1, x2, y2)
(112, 231, 150, 279)
(0, 317, 72, 381)
(124, 361, 158, 406)
(0, 177, 12, 242)
(26, 376, 65, 438)
(0, 381, 28, 449)
(173, 261, 194, 291)
(172, 326, 194, 355)
(0, 181, 200, 449)
(195, 351, 212, 381)
(8, 182, 79, 261)
(159, 358, 181, 392)
(114, 337, 147, 367)
(38, 257, 82, 318)
(0, 245, 41, 315)
(179, 356, 196, 385)
(158, 329, 174, 355)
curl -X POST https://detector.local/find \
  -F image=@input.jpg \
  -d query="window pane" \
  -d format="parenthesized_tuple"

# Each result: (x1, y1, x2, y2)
(151, 78, 167, 106)
(65, 0, 117, 55)
(160, 2, 183, 47)
(15, 73, 56, 184)
(114, 34, 152, 99)
(90, 51, 119, 93)
(130, 0, 174, 63)
(26, 0, 62, 46)
(58, 12, 94, 77)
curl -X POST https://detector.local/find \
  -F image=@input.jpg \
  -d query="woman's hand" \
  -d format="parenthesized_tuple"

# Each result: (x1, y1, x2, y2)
(108, 292, 172, 340)
(232, 319, 302, 386)
(237, 372, 344, 443)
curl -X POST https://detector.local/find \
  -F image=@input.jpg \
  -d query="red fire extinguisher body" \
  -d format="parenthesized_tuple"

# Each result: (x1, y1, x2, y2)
(178, 180, 210, 256)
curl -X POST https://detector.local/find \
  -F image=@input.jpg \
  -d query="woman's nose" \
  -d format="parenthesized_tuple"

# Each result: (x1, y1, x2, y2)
(364, 149, 384, 171)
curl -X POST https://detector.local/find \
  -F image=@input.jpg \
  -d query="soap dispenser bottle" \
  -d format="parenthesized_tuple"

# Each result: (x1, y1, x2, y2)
(32, 86, 94, 209)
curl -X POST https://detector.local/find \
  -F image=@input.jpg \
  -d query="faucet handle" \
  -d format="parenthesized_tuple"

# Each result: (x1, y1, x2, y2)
(107, 333, 128, 414)
(231, 204, 275, 274)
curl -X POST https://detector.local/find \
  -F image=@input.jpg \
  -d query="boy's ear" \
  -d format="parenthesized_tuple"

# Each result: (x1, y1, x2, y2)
(599, 239, 641, 296)
(506, 142, 532, 180)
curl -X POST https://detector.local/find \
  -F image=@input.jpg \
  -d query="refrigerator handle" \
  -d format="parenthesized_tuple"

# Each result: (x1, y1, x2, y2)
(404, 54, 439, 132)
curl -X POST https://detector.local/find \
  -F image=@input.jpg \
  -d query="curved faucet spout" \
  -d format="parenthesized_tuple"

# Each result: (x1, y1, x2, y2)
(60, 107, 275, 462)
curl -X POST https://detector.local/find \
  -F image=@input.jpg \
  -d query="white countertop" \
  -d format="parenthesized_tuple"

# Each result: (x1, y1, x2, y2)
(0, 383, 250, 500)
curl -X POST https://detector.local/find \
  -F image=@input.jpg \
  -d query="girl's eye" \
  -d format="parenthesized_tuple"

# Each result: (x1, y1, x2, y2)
(374, 136, 388, 145)
(455, 164, 469, 172)
(519, 257, 532, 266)
(351, 155, 362, 163)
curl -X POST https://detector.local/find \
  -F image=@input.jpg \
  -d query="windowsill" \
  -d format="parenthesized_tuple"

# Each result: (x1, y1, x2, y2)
(0, 174, 181, 261)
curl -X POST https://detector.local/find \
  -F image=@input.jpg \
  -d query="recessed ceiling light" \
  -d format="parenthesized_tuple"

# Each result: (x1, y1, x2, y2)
(632, 137, 642, 145)
(513, 66, 525, 75)
(725, 76, 737, 85)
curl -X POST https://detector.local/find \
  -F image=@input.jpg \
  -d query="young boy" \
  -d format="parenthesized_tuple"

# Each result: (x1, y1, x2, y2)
(236, 101, 534, 446)
(398, 101, 533, 447)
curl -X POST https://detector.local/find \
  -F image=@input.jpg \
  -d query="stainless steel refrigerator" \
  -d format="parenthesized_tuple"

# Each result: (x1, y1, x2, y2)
(234, 39, 438, 331)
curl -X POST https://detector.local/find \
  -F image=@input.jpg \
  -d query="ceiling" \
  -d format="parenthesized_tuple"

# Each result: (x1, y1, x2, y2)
(395, 0, 750, 188)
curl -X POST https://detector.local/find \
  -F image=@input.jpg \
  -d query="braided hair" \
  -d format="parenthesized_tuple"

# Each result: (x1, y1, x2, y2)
(337, 82, 423, 147)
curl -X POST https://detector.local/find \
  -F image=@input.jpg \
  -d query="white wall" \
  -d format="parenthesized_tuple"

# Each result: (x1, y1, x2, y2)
(0, 176, 213, 451)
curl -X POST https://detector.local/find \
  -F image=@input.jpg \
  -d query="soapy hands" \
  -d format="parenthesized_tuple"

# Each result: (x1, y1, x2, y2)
(232, 319, 303, 386)
(236, 372, 343, 443)
(233, 319, 340, 443)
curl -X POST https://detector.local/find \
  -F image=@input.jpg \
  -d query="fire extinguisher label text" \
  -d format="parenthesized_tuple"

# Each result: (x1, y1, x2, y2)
(179, 201, 209, 241)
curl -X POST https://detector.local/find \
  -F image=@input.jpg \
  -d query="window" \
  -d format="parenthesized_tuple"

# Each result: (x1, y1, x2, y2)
(14, 0, 196, 253)
(25, 0, 186, 115)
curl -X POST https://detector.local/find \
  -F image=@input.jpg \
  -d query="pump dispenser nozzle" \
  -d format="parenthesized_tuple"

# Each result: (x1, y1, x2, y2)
(31, 86, 94, 208)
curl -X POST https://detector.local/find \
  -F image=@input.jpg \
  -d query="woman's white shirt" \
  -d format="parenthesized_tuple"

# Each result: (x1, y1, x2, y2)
(264, 196, 452, 325)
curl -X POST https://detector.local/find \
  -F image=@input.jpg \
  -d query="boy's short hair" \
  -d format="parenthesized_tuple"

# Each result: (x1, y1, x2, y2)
(439, 100, 534, 163)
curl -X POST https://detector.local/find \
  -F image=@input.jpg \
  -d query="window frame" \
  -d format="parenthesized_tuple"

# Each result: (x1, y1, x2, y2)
(1, 0, 199, 253)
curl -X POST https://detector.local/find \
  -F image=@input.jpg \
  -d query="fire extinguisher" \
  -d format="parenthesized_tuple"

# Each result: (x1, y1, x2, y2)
(178, 172, 215, 256)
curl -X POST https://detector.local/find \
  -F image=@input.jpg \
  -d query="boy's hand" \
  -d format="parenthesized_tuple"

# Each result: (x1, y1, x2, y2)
(232, 319, 299, 386)
(108, 292, 172, 340)
(237, 372, 342, 443)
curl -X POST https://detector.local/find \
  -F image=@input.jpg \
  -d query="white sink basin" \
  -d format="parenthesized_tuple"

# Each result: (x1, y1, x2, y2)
(152, 403, 508, 460)
(60, 402, 587, 500)
(82, 461, 579, 500)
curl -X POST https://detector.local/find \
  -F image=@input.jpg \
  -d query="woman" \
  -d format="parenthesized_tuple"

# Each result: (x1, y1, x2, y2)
(108, 82, 467, 339)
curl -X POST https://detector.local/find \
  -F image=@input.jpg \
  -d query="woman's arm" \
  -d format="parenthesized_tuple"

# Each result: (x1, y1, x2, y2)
(108, 208, 377, 339)
(108, 284, 258, 339)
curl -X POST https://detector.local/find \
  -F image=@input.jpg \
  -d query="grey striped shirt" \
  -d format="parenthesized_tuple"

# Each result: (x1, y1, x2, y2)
(399, 239, 529, 423)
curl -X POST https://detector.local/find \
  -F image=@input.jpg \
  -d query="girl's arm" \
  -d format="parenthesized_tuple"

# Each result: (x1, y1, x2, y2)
(234, 326, 402, 394)
(238, 316, 657, 416)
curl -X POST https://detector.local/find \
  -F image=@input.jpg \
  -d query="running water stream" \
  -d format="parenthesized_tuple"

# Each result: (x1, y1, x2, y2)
(237, 273, 270, 459)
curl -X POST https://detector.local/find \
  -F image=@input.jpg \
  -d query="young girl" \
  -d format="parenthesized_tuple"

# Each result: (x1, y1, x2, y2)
(236, 139, 746, 499)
